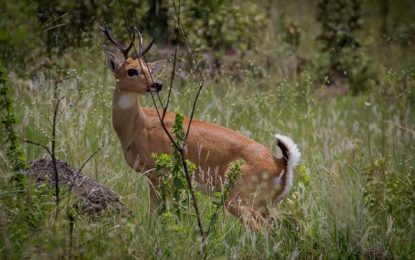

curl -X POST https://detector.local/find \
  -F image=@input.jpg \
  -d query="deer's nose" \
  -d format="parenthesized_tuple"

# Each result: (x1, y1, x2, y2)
(152, 81, 163, 92)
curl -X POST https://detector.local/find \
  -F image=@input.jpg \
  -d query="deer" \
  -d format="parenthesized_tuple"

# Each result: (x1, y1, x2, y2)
(101, 25, 300, 229)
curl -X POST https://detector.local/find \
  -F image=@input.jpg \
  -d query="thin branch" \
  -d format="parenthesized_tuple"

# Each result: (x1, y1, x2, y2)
(148, 91, 182, 152)
(166, 11, 180, 115)
(172, 1, 204, 84)
(51, 96, 64, 207)
(68, 147, 102, 193)
(163, 31, 179, 120)
(171, 1, 205, 142)
(67, 147, 101, 259)
(18, 137, 52, 156)
(185, 83, 204, 142)
(179, 150, 206, 247)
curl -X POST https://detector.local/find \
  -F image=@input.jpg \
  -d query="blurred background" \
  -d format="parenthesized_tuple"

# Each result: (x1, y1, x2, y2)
(1, 0, 414, 95)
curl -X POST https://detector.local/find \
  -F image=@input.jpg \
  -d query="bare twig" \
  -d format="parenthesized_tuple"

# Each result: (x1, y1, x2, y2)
(172, 1, 204, 84)
(67, 147, 102, 259)
(68, 147, 102, 193)
(163, 31, 179, 120)
(171, 1, 205, 143)
(185, 83, 204, 142)
(51, 96, 64, 206)
(18, 137, 52, 156)
(179, 151, 206, 247)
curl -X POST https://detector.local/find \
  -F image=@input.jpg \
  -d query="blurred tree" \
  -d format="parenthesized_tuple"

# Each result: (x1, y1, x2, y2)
(166, 0, 267, 60)
(316, 0, 373, 94)
(0, 61, 28, 187)
(0, 1, 41, 70)
(15, 0, 267, 58)
(34, 0, 149, 55)
(146, 0, 169, 41)
(379, 0, 390, 41)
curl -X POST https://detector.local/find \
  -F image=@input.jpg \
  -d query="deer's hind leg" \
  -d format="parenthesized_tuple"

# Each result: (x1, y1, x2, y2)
(225, 194, 267, 230)
(223, 163, 280, 230)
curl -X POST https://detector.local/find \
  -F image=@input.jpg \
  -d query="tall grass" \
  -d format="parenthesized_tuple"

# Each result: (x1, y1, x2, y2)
(0, 43, 414, 259)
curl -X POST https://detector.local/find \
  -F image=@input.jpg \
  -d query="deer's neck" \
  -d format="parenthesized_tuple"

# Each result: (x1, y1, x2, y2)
(112, 87, 146, 148)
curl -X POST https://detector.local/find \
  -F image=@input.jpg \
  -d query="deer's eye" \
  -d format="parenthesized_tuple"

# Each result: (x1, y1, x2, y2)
(127, 69, 139, 77)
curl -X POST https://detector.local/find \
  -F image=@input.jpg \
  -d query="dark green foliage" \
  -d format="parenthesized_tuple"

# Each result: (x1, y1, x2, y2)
(0, 178, 55, 259)
(363, 157, 415, 228)
(1, 0, 266, 59)
(146, 0, 170, 41)
(317, 0, 362, 55)
(0, 1, 41, 70)
(316, 0, 374, 94)
(0, 62, 27, 177)
(34, 0, 149, 54)
(170, 0, 266, 54)
(393, 23, 415, 47)
(282, 19, 302, 51)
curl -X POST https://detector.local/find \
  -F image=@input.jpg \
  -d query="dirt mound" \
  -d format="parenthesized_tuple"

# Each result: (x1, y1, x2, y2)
(27, 159, 131, 217)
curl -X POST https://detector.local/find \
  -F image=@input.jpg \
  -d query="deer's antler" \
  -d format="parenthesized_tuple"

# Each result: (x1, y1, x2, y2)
(134, 27, 155, 57)
(100, 23, 135, 59)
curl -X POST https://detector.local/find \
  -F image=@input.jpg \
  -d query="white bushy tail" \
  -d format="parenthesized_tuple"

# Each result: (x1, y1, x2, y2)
(274, 134, 301, 202)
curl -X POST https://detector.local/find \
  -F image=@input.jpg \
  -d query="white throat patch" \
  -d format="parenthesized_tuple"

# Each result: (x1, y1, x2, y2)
(118, 93, 137, 109)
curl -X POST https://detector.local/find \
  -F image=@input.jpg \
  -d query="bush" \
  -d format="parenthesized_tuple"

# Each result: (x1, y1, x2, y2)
(166, 0, 267, 55)
(34, 0, 150, 54)
(0, 1, 41, 70)
(315, 0, 374, 94)
(363, 157, 415, 230)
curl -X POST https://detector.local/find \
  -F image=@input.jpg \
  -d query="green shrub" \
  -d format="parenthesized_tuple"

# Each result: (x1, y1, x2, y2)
(167, 0, 267, 55)
(316, 0, 374, 94)
(34, 0, 149, 54)
(0, 62, 27, 186)
(0, 1, 41, 70)
(363, 156, 415, 228)
(152, 113, 195, 215)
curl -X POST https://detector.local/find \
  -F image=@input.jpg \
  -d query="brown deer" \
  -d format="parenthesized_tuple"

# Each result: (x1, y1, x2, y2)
(102, 26, 300, 229)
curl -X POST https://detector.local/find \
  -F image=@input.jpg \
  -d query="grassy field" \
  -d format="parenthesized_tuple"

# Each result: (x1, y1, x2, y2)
(1, 0, 415, 258)
(0, 42, 414, 259)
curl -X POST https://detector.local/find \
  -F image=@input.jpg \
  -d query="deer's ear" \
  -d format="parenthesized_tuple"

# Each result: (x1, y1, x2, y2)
(149, 59, 167, 75)
(104, 46, 124, 73)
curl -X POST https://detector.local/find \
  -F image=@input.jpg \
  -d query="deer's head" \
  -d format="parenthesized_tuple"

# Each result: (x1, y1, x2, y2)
(101, 24, 166, 94)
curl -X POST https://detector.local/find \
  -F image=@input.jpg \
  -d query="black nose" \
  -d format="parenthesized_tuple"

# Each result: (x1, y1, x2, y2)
(153, 82, 163, 91)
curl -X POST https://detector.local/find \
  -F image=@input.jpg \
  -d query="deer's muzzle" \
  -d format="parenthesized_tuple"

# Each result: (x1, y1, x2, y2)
(148, 81, 163, 93)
